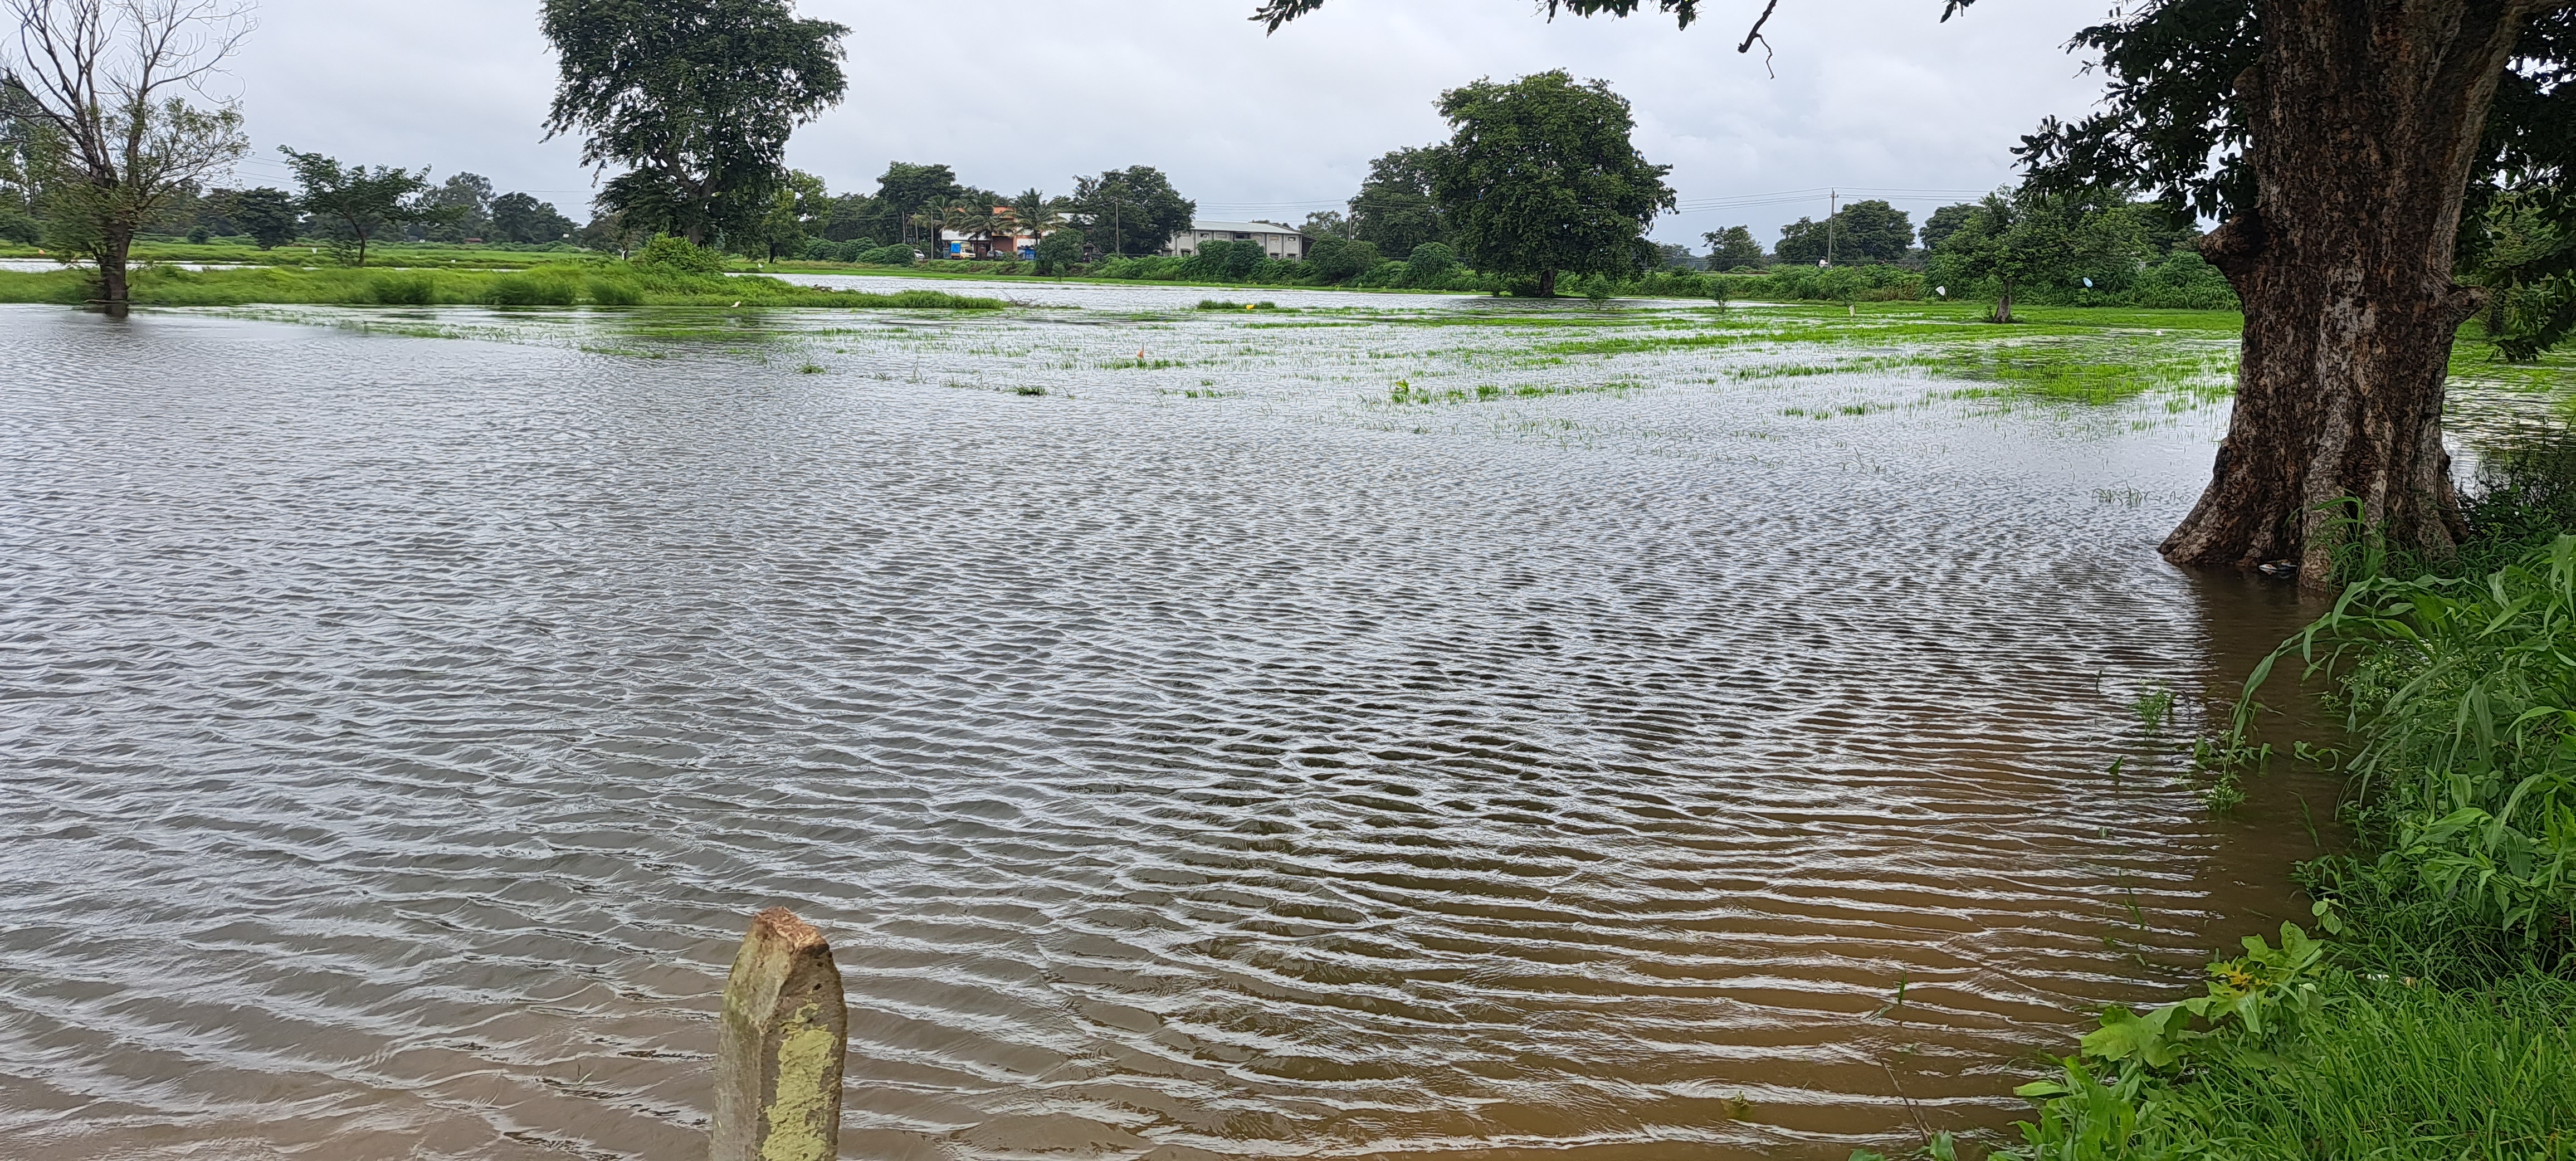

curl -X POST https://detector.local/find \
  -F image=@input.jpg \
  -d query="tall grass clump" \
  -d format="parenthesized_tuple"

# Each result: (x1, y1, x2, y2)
(2273, 534, 2576, 976)
(584, 275, 644, 306)
(368, 272, 437, 305)
(486, 269, 580, 307)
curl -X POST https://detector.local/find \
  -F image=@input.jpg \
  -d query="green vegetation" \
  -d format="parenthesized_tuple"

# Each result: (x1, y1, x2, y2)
(0, 257, 1002, 309)
(2001, 442, 2576, 1160)
(1430, 71, 1674, 299)
(538, 0, 848, 247)
(276, 148, 440, 267)
(1069, 166, 1194, 258)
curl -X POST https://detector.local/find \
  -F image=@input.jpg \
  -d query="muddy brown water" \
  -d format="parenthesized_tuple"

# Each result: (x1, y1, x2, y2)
(0, 301, 2363, 1160)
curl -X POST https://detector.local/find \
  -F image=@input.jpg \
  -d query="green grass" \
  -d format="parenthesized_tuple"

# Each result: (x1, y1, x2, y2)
(0, 262, 1006, 310)
(2159, 974, 2576, 1160)
(2006, 965, 2576, 1161)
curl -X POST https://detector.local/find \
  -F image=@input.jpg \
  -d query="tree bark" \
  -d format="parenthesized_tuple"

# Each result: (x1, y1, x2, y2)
(1538, 268, 1558, 297)
(2163, 0, 2531, 589)
(98, 223, 132, 311)
(1994, 277, 2015, 324)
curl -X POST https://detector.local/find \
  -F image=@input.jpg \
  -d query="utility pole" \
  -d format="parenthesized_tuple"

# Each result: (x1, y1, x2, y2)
(1826, 188, 1837, 267)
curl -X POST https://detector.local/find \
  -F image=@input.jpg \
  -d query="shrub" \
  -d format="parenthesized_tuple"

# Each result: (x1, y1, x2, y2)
(1398, 242, 1458, 289)
(1350, 260, 1407, 289)
(1180, 242, 1289, 283)
(0, 207, 39, 244)
(1035, 228, 1082, 275)
(634, 234, 726, 275)
(368, 272, 437, 305)
(2131, 251, 2240, 310)
(1095, 255, 1187, 281)
(863, 243, 914, 266)
(1632, 267, 1709, 299)
(1302, 236, 1380, 284)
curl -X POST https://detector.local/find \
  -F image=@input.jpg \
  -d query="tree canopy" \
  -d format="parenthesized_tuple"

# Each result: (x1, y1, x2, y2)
(1070, 166, 1194, 257)
(1701, 225, 1767, 269)
(1926, 190, 2149, 321)
(1916, 202, 1978, 253)
(491, 191, 577, 245)
(1429, 70, 1674, 296)
(232, 186, 300, 249)
(1773, 199, 1914, 265)
(423, 173, 493, 242)
(1349, 146, 1448, 257)
(279, 148, 438, 266)
(539, 0, 848, 247)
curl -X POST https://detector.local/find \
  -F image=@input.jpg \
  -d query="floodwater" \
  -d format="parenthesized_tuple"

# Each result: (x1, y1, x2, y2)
(0, 295, 2389, 1161)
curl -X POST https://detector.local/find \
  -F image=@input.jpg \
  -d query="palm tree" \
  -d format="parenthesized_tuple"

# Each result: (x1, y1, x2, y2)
(1008, 188, 1067, 254)
(906, 209, 944, 254)
(939, 204, 989, 258)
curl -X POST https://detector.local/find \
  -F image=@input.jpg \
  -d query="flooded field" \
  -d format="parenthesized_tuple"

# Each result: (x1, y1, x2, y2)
(0, 293, 2559, 1160)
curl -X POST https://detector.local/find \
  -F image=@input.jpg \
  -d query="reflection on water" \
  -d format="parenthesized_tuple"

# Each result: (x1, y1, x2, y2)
(0, 299, 2411, 1160)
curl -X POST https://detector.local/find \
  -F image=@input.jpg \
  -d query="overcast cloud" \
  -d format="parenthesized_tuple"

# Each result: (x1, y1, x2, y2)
(217, 0, 2112, 248)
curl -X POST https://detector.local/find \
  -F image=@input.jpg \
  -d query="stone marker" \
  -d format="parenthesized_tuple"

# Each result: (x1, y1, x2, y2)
(711, 908, 847, 1161)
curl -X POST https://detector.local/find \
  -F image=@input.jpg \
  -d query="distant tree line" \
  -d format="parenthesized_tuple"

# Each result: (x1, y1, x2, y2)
(1, 162, 586, 260)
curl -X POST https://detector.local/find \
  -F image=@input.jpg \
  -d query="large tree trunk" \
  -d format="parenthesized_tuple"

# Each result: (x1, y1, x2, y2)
(1538, 268, 1558, 297)
(97, 223, 133, 312)
(2163, 0, 2530, 590)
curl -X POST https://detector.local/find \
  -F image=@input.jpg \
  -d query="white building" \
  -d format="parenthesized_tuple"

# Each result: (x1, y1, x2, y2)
(1163, 220, 1311, 261)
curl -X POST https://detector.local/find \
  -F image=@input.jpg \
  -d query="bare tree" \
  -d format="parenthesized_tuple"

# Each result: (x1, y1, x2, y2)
(3, 0, 252, 309)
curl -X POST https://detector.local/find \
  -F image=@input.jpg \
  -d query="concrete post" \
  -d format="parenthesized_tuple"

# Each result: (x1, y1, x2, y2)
(711, 908, 846, 1161)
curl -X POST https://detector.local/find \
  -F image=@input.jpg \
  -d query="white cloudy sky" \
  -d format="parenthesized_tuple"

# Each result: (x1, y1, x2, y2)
(216, 0, 2112, 247)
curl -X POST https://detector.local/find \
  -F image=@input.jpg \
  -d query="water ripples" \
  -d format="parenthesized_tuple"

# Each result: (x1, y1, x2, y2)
(0, 302, 2331, 1159)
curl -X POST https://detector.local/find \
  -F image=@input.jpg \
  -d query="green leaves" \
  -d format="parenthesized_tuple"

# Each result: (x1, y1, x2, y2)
(538, 0, 848, 245)
(1430, 71, 1674, 290)
(277, 148, 440, 267)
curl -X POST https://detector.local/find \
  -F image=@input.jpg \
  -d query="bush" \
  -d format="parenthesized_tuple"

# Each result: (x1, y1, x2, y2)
(634, 234, 726, 275)
(2131, 251, 2240, 310)
(1095, 255, 1187, 281)
(1184, 239, 1267, 281)
(1035, 228, 1082, 275)
(1302, 236, 1380, 284)
(368, 272, 437, 305)
(863, 243, 914, 266)
(1632, 267, 1710, 299)
(0, 207, 39, 245)
(1398, 242, 1458, 289)
(1350, 260, 1407, 289)
(800, 237, 874, 262)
